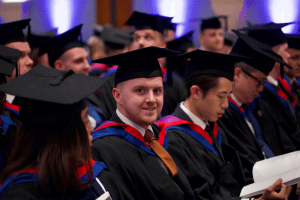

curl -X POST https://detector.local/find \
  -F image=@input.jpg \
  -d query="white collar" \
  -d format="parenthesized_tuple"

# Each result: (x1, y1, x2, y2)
(5, 94, 15, 104)
(180, 102, 208, 130)
(116, 109, 153, 137)
(289, 77, 295, 85)
(267, 75, 278, 86)
(230, 93, 242, 107)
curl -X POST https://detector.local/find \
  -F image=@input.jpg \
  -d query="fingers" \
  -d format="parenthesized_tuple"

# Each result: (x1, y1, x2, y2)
(296, 183, 300, 195)
(285, 186, 293, 200)
(267, 178, 283, 192)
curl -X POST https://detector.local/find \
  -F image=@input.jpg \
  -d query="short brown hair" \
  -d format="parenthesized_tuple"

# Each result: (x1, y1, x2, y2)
(187, 75, 219, 98)
(235, 61, 257, 77)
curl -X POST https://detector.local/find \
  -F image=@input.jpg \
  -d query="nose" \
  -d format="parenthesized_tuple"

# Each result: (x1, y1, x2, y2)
(221, 98, 229, 109)
(138, 38, 145, 49)
(26, 55, 34, 68)
(146, 91, 156, 103)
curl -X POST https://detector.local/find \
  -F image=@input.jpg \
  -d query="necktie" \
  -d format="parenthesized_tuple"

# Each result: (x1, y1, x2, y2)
(144, 129, 178, 179)
(204, 126, 226, 164)
(242, 105, 275, 158)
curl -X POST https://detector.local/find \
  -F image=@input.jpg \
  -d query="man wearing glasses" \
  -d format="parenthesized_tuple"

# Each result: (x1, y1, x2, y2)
(217, 30, 298, 184)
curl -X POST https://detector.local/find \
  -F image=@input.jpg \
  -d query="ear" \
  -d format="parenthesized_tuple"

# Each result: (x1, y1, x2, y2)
(54, 60, 63, 70)
(161, 41, 167, 48)
(190, 85, 202, 99)
(198, 34, 203, 43)
(234, 67, 242, 82)
(112, 88, 121, 104)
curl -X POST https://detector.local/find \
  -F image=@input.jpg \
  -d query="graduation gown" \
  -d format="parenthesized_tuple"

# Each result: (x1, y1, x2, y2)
(94, 70, 188, 120)
(260, 85, 300, 150)
(91, 113, 195, 200)
(0, 161, 123, 200)
(217, 96, 297, 181)
(162, 106, 246, 200)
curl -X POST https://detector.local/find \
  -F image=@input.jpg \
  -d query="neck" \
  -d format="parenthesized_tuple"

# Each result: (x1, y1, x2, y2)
(231, 87, 245, 105)
(268, 64, 280, 80)
(184, 98, 206, 122)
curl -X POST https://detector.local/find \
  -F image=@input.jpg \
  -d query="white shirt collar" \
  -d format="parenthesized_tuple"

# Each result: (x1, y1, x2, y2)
(230, 93, 242, 107)
(6, 94, 15, 104)
(116, 109, 153, 137)
(180, 102, 208, 130)
(267, 75, 278, 86)
(289, 77, 294, 85)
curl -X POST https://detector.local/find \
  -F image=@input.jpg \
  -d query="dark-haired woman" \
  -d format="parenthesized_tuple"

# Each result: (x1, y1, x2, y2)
(0, 65, 123, 200)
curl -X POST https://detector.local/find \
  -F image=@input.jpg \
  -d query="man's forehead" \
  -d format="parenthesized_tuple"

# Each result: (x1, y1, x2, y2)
(203, 28, 223, 34)
(134, 29, 159, 36)
(123, 77, 163, 87)
(64, 47, 87, 58)
(288, 48, 300, 55)
(5, 41, 31, 52)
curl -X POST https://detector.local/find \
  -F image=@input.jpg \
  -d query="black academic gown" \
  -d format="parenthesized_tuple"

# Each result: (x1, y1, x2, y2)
(91, 113, 195, 200)
(0, 169, 123, 200)
(94, 72, 187, 120)
(260, 87, 300, 150)
(217, 97, 298, 181)
(167, 106, 246, 200)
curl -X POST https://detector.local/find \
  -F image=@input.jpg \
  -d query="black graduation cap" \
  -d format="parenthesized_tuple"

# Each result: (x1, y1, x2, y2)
(125, 11, 165, 33)
(29, 29, 57, 50)
(158, 15, 176, 31)
(0, 19, 31, 45)
(0, 44, 22, 77)
(230, 30, 292, 77)
(92, 46, 179, 86)
(179, 49, 252, 82)
(47, 24, 83, 68)
(0, 64, 109, 128)
(101, 26, 133, 49)
(167, 31, 194, 53)
(200, 16, 223, 32)
(285, 34, 300, 50)
(93, 24, 103, 38)
(239, 22, 294, 47)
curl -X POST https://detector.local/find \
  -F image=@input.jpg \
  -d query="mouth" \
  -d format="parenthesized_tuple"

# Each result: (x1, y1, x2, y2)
(217, 112, 225, 118)
(143, 107, 156, 111)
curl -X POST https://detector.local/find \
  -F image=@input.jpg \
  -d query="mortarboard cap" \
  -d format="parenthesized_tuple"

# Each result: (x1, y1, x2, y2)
(158, 15, 176, 31)
(29, 29, 57, 50)
(125, 11, 165, 34)
(285, 34, 300, 50)
(239, 22, 294, 47)
(0, 64, 109, 128)
(179, 49, 252, 82)
(230, 30, 291, 77)
(200, 16, 222, 32)
(0, 44, 22, 77)
(93, 24, 104, 38)
(92, 46, 179, 86)
(102, 26, 133, 49)
(0, 19, 31, 45)
(167, 31, 194, 53)
(47, 24, 83, 68)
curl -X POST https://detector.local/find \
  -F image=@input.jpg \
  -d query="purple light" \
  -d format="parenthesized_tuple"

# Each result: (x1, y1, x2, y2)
(49, 0, 73, 34)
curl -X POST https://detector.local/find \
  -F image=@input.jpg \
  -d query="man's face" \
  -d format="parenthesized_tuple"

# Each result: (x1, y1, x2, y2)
(195, 77, 232, 122)
(81, 107, 93, 147)
(272, 42, 291, 63)
(59, 47, 91, 75)
(38, 53, 50, 67)
(131, 29, 166, 50)
(163, 29, 175, 43)
(199, 28, 224, 52)
(234, 68, 266, 104)
(113, 77, 164, 129)
(5, 41, 33, 82)
(286, 48, 300, 78)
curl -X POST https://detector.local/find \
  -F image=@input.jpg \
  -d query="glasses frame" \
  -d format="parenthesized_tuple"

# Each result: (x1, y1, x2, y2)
(241, 69, 266, 87)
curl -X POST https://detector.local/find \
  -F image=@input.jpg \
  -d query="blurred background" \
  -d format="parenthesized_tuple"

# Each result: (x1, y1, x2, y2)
(1, 0, 299, 48)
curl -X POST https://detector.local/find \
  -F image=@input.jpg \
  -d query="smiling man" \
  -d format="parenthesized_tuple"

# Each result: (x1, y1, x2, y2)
(91, 47, 194, 200)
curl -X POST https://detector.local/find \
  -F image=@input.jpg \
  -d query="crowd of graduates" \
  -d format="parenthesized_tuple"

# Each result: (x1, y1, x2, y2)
(0, 8, 299, 200)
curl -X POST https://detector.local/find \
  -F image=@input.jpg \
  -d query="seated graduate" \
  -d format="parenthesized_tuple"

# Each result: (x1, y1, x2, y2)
(94, 11, 187, 120)
(160, 49, 250, 199)
(0, 45, 22, 174)
(0, 65, 123, 200)
(160, 49, 292, 200)
(217, 30, 298, 182)
(285, 34, 300, 123)
(240, 22, 300, 150)
(91, 47, 195, 200)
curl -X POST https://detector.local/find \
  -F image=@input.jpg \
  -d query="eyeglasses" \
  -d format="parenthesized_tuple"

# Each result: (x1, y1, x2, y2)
(241, 69, 266, 87)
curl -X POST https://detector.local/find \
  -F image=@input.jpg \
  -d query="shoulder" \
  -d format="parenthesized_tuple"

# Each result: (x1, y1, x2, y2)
(1, 183, 49, 200)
